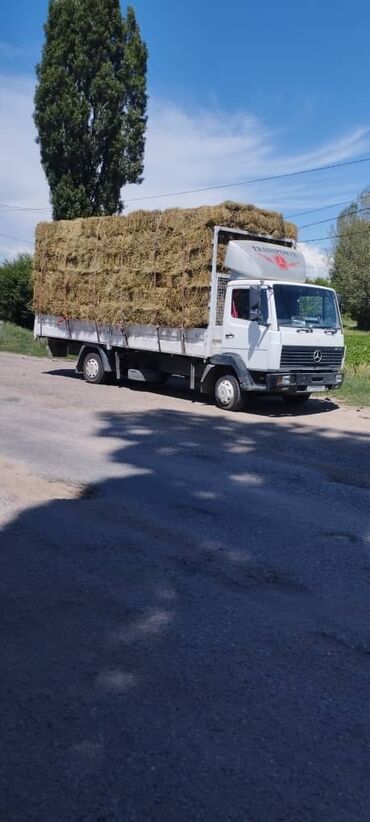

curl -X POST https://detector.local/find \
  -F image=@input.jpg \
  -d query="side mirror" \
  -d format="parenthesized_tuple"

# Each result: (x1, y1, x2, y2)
(249, 286, 260, 322)
(337, 293, 343, 310)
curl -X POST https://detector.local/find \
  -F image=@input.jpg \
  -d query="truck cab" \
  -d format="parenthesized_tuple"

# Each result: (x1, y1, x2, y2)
(208, 232, 344, 409)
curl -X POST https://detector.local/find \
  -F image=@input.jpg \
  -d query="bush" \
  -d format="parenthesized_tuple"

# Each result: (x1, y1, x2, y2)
(0, 255, 34, 328)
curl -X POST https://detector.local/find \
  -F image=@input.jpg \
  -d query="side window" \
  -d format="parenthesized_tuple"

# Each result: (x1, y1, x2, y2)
(231, 288, 250, 320)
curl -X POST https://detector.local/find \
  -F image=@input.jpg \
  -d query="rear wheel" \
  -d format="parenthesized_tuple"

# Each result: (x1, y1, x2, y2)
(282, 393, 311, 405)
(215, 374, 245, 412)
(83, 351, 106, 385)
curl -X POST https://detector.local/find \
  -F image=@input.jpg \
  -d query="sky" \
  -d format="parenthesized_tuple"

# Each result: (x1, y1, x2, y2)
(1, 0, 370, 277)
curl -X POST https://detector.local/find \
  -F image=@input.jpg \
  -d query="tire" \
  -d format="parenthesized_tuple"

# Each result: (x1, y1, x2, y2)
(214, 374, 245, 412)
(282, 393, 311, 404)
(82, 351, 106, 384)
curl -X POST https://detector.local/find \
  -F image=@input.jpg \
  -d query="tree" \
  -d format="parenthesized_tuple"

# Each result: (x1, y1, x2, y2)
(0, 255, 34, 328)
(34, 1, 147, 220)
(306, 277, 330, 287)
(331, 188, 370, 329)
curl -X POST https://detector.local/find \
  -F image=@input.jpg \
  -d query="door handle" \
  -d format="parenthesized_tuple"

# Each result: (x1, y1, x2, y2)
(225, 333, 234, 339)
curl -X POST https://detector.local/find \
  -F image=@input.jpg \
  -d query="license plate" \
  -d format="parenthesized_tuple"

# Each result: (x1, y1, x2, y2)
(307, 385, 326, 392)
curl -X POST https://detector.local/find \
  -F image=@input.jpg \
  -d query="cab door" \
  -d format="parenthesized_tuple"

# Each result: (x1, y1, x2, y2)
(222, 285, 269, 369)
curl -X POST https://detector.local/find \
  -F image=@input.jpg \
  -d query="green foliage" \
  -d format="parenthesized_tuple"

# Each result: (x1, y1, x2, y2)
(344, 331, 370, 368)
(34, 1, 147, 220)
(0, 255, 34, 328)
(306, 277, 330, 287)
(341, 313, 357, 329)
(0, 323, 47, 357)
(331, 187, 370, 329)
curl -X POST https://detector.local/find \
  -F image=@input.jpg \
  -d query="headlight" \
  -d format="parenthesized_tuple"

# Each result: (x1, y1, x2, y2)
(281, 375, 293, 385)
(335, 373, 343, 384)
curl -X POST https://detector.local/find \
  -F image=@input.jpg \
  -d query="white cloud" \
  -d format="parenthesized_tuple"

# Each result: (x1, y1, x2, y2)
(0, 74, 50, 259)
(124, 101, 274, 209)
(123, 100, 370, 213)
(298, 243, 331, 280)
(0, 74, 370, 261)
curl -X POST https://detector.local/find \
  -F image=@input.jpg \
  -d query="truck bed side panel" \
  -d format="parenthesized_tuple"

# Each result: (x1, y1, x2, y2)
(34, 315, 209, 359)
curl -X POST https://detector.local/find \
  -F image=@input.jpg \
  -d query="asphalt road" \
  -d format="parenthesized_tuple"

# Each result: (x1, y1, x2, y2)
(1, 353, 370, 822)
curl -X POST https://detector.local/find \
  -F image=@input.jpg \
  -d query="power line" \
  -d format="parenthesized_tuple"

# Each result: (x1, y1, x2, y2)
(0, 197, 362, 235)
(300, 222, 370, 244)
(0, 203, 50, 214)
(298, 205, 370, 231)
(0, 156, 369, 214)
(0, 232, 34, 245)
(1, 154, 369, 249)
(0, 197, 353, 217)
(124, 156, 370, 204)
(287, 198, 357, 219)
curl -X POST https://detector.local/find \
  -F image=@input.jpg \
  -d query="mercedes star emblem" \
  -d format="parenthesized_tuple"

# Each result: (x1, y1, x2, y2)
(313, 350, 322, 363)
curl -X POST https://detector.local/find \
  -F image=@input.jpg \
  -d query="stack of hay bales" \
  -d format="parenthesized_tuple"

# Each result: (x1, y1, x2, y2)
(34, 201, 297, 328)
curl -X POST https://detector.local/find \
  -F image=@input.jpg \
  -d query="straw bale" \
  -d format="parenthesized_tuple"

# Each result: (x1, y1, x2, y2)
(34, 201, 297, 328)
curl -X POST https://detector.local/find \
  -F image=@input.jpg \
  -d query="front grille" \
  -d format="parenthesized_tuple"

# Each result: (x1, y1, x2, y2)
(280, 345, 344, 370)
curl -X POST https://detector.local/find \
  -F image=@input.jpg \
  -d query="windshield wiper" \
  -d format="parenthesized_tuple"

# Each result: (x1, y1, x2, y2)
(295, 326, 339, 334)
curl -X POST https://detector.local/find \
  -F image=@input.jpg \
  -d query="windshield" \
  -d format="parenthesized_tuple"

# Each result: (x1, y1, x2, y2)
(273, 284, 341, 329)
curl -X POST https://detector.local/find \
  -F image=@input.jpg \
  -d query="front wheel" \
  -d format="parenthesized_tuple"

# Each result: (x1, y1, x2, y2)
(83, 351, 106, 384)
(282, 393, 311, 405)
(215, 374, 245, 412)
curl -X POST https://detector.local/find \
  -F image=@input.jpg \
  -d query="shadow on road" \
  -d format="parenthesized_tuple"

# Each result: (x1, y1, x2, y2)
(1, 407, 370, 821)
(45, 365, 340, 417)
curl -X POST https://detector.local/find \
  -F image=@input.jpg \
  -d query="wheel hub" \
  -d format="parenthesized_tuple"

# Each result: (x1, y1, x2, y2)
(217, 379, 234, 405)
(85, 358, 100, 380)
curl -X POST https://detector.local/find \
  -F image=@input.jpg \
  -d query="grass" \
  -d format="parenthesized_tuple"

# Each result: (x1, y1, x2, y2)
(342, 330, 370, 367)
(336, 330, 370, 406)
(0, 321, 369, 405)
(0, 322, 48, 357)
(337, 364, 370, 406)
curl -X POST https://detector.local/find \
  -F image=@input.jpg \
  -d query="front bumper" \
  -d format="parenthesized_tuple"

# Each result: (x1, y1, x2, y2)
(265, 371, 343, 393)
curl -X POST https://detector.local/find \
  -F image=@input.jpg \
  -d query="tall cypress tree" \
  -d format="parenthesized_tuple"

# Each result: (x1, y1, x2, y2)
(34, 1, 147, 220)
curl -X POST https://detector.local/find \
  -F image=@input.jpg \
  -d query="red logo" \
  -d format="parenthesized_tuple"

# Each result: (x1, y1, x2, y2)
(258, 252, 298, 271)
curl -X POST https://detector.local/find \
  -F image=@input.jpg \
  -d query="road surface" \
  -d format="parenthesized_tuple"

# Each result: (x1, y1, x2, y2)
(1, 352, 370, 822)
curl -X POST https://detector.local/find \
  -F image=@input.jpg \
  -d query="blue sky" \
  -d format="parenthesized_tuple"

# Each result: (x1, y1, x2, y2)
(1, 0, 370, 274)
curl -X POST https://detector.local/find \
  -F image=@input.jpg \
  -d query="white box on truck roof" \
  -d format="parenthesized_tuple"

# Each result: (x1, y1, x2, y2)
(225, 240, 306, 283)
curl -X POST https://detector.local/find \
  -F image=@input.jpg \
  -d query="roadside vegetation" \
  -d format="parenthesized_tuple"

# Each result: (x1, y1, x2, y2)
(0, 255, 34, 328)
(0, 322, 47, 357)
(337, 330, 370, 405)
(331, 188, 370, 331)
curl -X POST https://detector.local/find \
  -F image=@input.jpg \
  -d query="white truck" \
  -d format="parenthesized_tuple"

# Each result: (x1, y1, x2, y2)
(34, 226, 344, 411)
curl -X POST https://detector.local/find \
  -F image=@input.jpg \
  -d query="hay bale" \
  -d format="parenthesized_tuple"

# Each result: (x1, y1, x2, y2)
(34, 202, 297, 328)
